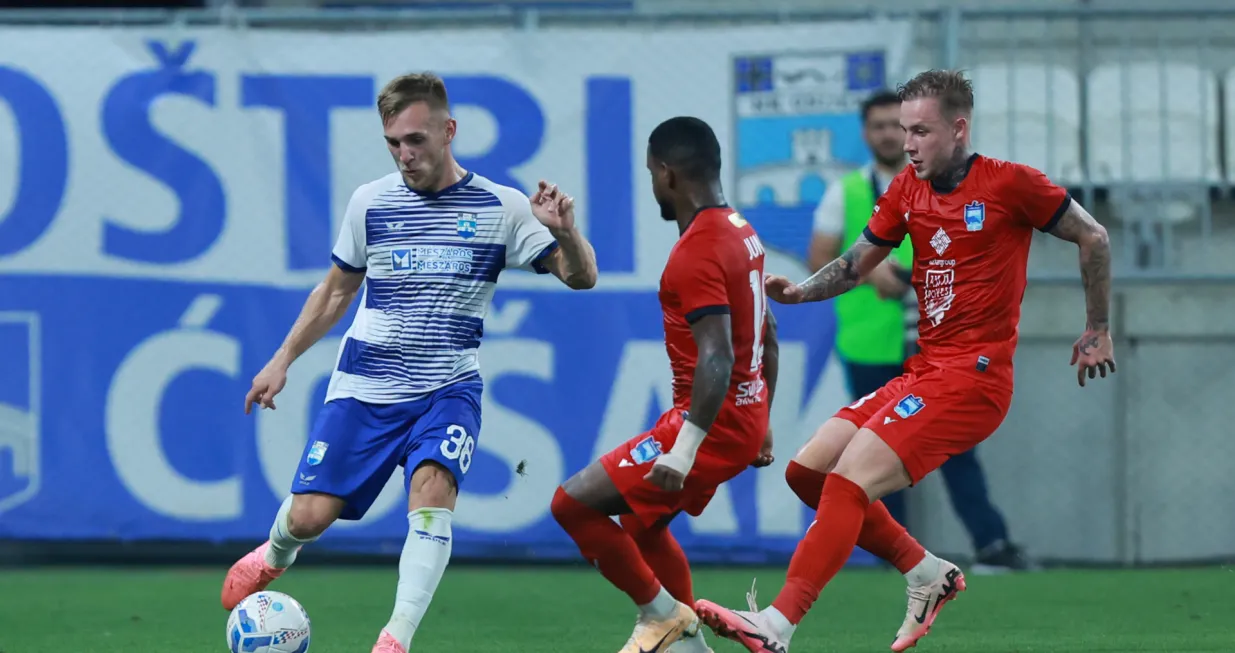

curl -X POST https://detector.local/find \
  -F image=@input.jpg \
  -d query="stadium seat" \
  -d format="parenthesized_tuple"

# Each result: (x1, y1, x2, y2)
(1085, 61, 1221, 184)
(969, 62, 1083, 185)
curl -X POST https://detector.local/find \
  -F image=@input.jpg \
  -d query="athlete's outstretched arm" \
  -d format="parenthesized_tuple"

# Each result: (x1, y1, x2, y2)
(530, 181, 598, 289)
(1046, 198, 1116, 386)
(246, 265, 364, 413)
(645, 313, 735, 491)
(766, 234, 893, 304)
(540, 231, 598, 290)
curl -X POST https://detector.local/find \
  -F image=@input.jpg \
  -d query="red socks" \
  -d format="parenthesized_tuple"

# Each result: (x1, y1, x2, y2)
(551, 487, 661, 605)
(784, 460, 827, 507)
(621, 515, 694, 605)
(862, 500, 926, 574)
(772, 474, 870, 625)
(784, 462, 926, 574)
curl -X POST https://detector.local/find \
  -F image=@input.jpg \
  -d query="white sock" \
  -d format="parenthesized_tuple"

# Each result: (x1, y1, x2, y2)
(638, 586, 679, 620)
(384, 508, 453, 649)
(265, 496, 317, 569)
(904, 551, 943, 587)
(762, 606, 797, 640)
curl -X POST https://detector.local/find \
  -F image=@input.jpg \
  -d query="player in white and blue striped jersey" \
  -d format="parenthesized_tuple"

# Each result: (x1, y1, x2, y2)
(221, 73, 598, 653)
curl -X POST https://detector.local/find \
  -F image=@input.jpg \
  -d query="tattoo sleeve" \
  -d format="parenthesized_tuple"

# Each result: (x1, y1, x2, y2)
(798, 234, 891, 303)
(1047, 201, 1112, 331)
(686, 314, 736, 432)
(760, 306, 779, 410)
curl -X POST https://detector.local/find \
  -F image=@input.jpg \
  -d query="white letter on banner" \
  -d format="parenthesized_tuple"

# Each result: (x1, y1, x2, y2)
(591, 341, 672, 461)
(254, 337, 405, 528)
(453, 338, 563, 532)
(105, 295, 241, 520)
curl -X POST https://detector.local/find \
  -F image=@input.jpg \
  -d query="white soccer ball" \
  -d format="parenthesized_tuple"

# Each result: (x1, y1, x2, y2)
(226, 591, 312, 653)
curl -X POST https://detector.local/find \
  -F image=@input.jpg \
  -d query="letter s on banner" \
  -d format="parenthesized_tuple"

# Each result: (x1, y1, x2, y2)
(101, 40, 226, 264)
(454, 338, 563, 532)
(105, 295, 241, 520)
(0, 67, 68, 256)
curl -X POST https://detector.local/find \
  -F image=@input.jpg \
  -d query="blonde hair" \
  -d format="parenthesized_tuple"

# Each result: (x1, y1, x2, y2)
(377, 73, 450, 124)
(898, 69, 974, 117)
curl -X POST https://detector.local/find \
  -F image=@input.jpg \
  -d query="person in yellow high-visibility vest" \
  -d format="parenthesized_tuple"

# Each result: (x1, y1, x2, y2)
(806, 90, 1031, 573)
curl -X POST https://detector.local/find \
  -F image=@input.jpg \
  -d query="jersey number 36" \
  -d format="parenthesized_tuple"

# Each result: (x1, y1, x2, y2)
(440, 424, 476, 475)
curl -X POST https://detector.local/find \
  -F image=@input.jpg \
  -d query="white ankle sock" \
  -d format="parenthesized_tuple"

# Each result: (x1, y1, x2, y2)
(763, 606, 797, 640)
(638, 586, 678, 620)
(905, 551, 942, 587)
(384, 508, 453, 649)
(265, 496, 317, 568)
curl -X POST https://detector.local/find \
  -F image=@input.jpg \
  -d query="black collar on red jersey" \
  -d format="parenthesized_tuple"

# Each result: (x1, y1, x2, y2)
(683, 204, 730, 231)
(930, 153, 980, 194)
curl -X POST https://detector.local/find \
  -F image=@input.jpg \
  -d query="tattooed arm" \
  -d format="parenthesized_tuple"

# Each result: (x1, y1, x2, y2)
(765, 234, 894, 304)
(1046, 199, 1117, 386)
(644, 313, 735, 491)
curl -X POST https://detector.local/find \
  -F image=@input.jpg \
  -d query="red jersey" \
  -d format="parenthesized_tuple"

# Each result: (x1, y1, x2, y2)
(658, 206, 769, 451)
(865, 155, 1070, 383)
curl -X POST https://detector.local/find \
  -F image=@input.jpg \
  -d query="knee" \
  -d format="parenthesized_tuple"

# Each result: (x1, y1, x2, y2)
(408, 461, 458, 511)
(831, 431, 910, 500)
(287, 496, 339, 539)
(785, 460, 828, 507)
(550, 486, 577, 525)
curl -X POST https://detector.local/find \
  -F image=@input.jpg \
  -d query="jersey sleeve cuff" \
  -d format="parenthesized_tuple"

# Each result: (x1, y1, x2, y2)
(529, 241, 560, 275)
(1037, 193, 1073, 232)
(685, 305, 730, 324)
(862, 226, 902, 248)
(331, 254, 366, 273)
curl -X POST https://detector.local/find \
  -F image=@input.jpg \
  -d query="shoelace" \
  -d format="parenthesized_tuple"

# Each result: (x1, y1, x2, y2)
(745, 577, 760, 612)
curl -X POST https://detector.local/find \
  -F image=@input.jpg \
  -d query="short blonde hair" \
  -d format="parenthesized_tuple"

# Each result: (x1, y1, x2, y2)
(898, 69, 974, 117)
(377, 73, 450, 124)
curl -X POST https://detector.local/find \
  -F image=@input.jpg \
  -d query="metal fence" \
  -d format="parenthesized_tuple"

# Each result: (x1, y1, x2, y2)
(1, 2, 1233, 566)
(5, 2, 1235, 276)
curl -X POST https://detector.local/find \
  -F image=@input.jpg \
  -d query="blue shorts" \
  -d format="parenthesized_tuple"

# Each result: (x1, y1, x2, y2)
(291, 379, 483, 520)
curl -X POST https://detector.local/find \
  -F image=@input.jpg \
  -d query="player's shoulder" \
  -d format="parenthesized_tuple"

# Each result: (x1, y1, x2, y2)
(348, 172, 404, 209)
(682, 206, 753, 244)
(466, 172, 530, 216)
(973, 154, 1043, 185)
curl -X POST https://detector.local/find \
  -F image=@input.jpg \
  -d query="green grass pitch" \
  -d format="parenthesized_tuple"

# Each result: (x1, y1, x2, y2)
(1, 566, 1230, 652)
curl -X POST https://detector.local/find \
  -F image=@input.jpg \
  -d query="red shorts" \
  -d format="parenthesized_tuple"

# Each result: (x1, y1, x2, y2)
(834, 364, 1013, 484)
(600, 409, 757, 528)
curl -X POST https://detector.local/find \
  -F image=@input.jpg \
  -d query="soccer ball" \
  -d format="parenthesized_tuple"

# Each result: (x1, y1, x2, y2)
(225, 591, 311, 653)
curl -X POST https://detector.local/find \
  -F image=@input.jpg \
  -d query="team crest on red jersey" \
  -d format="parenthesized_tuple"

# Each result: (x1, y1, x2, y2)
(963, 201, 986, 232)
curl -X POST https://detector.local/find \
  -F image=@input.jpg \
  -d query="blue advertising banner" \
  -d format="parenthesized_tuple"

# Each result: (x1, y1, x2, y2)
(0, 23, 911, 562)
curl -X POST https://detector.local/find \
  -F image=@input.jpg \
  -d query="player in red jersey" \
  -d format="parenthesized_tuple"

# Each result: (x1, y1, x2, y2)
(695, 70, 1116, 652)
(551, 116, 778, 653)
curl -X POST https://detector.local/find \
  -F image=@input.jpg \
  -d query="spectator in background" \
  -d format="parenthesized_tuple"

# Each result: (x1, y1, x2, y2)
(806, 89, 1032, 574)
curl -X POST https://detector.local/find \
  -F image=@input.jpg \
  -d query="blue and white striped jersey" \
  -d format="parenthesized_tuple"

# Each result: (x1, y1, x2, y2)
(325, 171, 559, 404)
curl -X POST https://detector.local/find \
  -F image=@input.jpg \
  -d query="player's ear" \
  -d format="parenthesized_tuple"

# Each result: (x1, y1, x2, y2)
(443, 117, 457, 144)
(953, 114, 968, 142)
